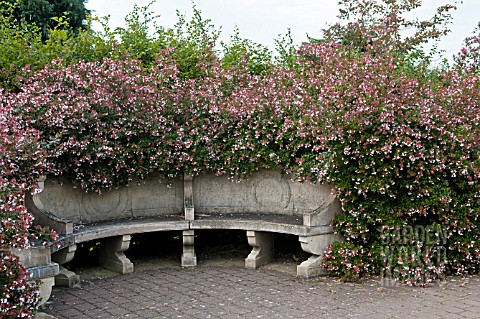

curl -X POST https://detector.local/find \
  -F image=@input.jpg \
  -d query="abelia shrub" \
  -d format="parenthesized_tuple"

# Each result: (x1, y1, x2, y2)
(299, 16, 480, 283)
(2, 0, 479, 288)
(1, 89, 57, 317)
(322, 242, 377, 282)
(0, 184, 34, 249)
(7, 39, 480, 287)
(308, 43, 480, 282)
(12, 57, 181, 190)
(0, 183, 57, 318)
(214, 65, 307, 177)
(0, 248, 40, 319)
(454, 25, 480, 74)
(152, 50, 255, 177)
(11, 52, 260, 189)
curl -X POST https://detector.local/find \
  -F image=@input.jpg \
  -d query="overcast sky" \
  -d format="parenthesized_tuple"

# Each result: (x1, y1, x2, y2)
(87, 0, 479, 63)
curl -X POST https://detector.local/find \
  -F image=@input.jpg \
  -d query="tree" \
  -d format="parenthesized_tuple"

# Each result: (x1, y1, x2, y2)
(2, 0, 89, 39)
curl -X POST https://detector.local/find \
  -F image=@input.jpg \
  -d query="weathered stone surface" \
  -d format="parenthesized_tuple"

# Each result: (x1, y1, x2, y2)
(303, 198, 341, 227)
(27, 263, 60, 279)
(35, 312, 56, 319)
(130, 177, 184, 218)
(297, 233, 344, 278)
(190, 213, 331, 236)
(99, 235, 134, 274)
(32, 177, 83, 223)
(54, 266, 80, 288)
(299, 233, 343, 255)
(28, 170, 343, 278)
(10, 247, 51, 268)
(74, 217, 189, 243)
(52, 245, 80, 287)
(30, 175, 184, 224)
(25, 188, 74, 235)
(183, 174, 195, 221)
(82, 188, 130, 223)
(31, 170, 336, 228)
(38, 277, 55, 307)
(51, 234, 75, 253)
(181, 230, 197, 267)
(297, 255, 325, 277)
(10, 247, 59, 306)
(193, 170, 336, 220)
(245, 231, 274, 269)
(52, 245, 76, 265)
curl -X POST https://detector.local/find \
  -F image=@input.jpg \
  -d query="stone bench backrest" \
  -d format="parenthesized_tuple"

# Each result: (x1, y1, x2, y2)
(32, 176, 184, 224)
(193, 171, 336, 216)
(31, 170, 337, 226)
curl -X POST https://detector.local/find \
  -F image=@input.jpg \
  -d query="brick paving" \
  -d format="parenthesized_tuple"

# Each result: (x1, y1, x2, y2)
(43, 258, 480, 319)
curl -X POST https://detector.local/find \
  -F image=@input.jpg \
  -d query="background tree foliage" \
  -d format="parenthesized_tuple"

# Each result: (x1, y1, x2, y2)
(0, 0, 276, 90)
(2, 0, 89, 38)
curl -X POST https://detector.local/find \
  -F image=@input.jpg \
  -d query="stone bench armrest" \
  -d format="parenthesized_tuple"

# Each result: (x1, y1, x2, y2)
(26, 192, 74, 235)
(302, 198, 341, 227)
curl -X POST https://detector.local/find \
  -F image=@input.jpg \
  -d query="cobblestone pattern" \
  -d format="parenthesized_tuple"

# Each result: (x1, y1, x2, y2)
(43, 266, 480, 319)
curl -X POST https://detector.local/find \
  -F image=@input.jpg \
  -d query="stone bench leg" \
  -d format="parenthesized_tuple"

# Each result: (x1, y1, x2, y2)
(245, 231, 274, 269)
(182, 230, 197, 267)
(297, 233, 342, 278)
(52, 245, 80, 287)
(99, 235, 134, 274)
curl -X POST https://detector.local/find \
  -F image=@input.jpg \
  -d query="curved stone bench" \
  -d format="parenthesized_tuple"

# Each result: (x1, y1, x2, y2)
(27, 170, 342, 286)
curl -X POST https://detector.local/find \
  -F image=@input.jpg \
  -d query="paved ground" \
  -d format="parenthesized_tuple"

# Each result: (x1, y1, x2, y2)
(42, 255, 480, 319)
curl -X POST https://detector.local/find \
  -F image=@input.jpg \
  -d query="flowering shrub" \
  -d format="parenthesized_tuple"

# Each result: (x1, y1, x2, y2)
(213, 65, 307, 177)
(10, 51, 258, 189)
(1, 89, 57, 317)
(322, 242, 377, 282)
(0, 249, 40, 319)
(9, 57, 177, 189)
(7, 22, 480, 286)
(1, 0, 479, 294)
(454, 26, 480, 74)
(297, 40, 480, 282)
(303, 1, 480, 284)
(0, 184, 34, 249)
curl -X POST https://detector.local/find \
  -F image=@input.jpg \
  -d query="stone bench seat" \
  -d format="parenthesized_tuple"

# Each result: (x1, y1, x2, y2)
(73, 216, 189, 243)
(190, 213, 331, 236)
(27, 170, 342, 287)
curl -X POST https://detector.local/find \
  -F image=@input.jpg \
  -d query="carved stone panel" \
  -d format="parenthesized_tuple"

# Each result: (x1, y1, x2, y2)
(192, 173, 252, 213)
(254, 175, 291, 209)
(130, 177, 183, 217)
(32, 175, 184, 225)
(81, 188, 130, 223)
(193, 170, 336, 217)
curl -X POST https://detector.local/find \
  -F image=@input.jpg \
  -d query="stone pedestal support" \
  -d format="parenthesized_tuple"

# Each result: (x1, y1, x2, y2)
(245, 231, 274, 269)
(51, 244, 80, 287)
(297, 233, 343, 278)
(182, 174, 197, 267)
(10, 247, 59, 307)
(99, 235, 134, 274)
(181, 230, 197, 267)
(38, 277, 55, 306)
